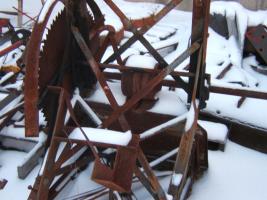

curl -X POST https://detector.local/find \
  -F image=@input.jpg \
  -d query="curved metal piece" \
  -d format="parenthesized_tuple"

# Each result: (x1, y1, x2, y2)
(24, 0, 61, 137)
(24, 0, 104, 137)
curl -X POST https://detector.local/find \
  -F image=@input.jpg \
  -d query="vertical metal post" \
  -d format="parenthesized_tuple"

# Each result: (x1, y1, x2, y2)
(188, 0, 210, 108)
(18, 0, 23, 27)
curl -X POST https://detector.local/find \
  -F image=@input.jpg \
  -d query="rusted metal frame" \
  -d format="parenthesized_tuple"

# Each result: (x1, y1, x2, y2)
(187, 0, 210, 109)
(168, 44, 204, 199)
(65, 95, 100, 160)
(109, 35, 124, 66)
(48, 171, 77, 200)
(0, 40, 24, 57)
(50, 154, 93, 200)
(101, 42, 200, 129)
(54, 155, 91, 176)
(71, 25, 130, 131)
(137, 150, 167, 200)
(54, 143, 84, 170)
(24, 0, 59, 136)
(56, 88, 139, 195)
(103, 0, 189, 93)
(103, 0, 184, 64)
(194, 128, 208, 174)
(99, 63, 196, 77)
(168, 0, 211, 193)
(94, 25, 123, 65)
(33, 88, 95, 200)
(134, 166, 160, 199)
(209, 86, 267, 100)
(36, 87, 68, 200)
(28, 176, 41, 199)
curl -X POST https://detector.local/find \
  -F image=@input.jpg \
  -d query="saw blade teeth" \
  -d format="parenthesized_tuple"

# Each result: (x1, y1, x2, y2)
(41, 10, 64, 45)
(38, 2, 104, 122)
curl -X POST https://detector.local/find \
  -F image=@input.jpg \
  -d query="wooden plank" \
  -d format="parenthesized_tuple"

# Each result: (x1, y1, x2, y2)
(17, 142, 45, 179)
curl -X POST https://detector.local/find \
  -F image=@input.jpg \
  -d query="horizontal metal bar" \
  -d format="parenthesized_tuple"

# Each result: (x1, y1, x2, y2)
(210, 86, 267, 100)
(100, 63, 195, 78)
(0, 40, 23, 57)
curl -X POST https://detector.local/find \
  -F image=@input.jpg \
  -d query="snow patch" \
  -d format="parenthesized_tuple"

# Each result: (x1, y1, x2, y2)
(69, 128, 132, 146)
(171, 173, 182, 186)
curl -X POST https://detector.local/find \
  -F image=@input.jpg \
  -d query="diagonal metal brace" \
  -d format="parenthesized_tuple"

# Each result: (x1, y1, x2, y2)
(103, 0, 190, 93)
(101, 42, 200, 128)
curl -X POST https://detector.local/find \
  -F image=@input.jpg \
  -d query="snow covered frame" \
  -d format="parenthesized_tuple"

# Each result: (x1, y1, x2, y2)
(25, 0, 211, 199)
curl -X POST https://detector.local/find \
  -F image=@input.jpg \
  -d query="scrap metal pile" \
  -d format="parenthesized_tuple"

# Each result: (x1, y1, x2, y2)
(0, 0, 267, 199)
(25, 0, 210, 199)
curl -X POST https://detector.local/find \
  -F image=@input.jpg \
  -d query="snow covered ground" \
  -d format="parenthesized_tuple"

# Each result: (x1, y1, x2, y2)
(0, 0, 267, 199)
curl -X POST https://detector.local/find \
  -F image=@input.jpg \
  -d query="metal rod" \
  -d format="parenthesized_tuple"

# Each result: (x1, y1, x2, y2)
(99, 63, 196, 78)
(210, 86, 267, 100)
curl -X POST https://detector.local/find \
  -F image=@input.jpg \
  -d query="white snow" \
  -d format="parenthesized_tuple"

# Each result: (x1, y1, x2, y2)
(0, 150, 41, 200)
(38, 0, 56, 23)
(18, 132, 47, 167)
(171, 173, 182, 186)
(198, 120, 228, 143)
(185, 103, 196, 131)
(188, 142, 267, 200)
(149, 148, 179, 168)
(69, 128, 132, 146)
(66, 90, 102, 126)
(126, 54, 157, 69)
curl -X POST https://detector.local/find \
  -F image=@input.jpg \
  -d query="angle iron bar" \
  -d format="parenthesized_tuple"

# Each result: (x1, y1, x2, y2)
(187, 0, 211, 108)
